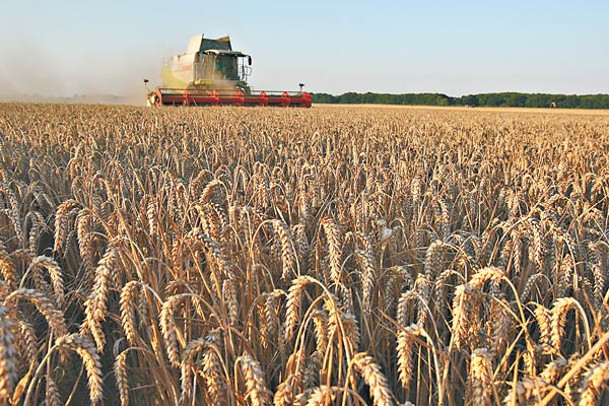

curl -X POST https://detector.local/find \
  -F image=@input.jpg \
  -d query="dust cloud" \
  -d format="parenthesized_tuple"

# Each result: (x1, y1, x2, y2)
(0, 42, 159, 105)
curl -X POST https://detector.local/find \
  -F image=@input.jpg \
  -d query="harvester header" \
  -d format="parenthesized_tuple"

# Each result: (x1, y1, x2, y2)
(146, 33, 311, 107)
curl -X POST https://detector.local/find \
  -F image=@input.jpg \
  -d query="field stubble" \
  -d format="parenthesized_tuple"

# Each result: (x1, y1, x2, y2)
(0, 103, 609, 405)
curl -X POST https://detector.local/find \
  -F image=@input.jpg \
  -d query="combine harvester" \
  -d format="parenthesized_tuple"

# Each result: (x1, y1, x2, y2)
(146, 34, 311, 107)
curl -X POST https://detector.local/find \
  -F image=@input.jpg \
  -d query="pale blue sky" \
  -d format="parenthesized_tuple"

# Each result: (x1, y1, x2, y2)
(1, 0, 607, 97)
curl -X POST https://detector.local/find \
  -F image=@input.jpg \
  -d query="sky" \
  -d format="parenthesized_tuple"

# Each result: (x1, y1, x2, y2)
(0, 0, 608, 98)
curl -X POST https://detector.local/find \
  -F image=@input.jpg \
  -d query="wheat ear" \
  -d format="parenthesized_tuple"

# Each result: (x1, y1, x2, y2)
(579, 362, 609, 406)
(56, 334, 103, 405)
(114, 350, 129, 406)
(468, 348, 493, 406)
(0, 305, 17, 404)
(5, 288, 67, 337)
(238, 351, 272, 406)
(350, 352, 394, 406)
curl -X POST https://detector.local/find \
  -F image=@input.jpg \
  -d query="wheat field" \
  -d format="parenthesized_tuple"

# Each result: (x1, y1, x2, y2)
(1, 103, 609, 405)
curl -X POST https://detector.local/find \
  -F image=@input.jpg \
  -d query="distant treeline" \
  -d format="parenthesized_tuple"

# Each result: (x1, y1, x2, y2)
(311, 92, 609, 109)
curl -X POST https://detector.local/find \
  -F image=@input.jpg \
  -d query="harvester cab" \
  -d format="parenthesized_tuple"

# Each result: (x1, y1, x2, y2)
(146, 34, 311, 107)
(196, 49, 252, 90)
